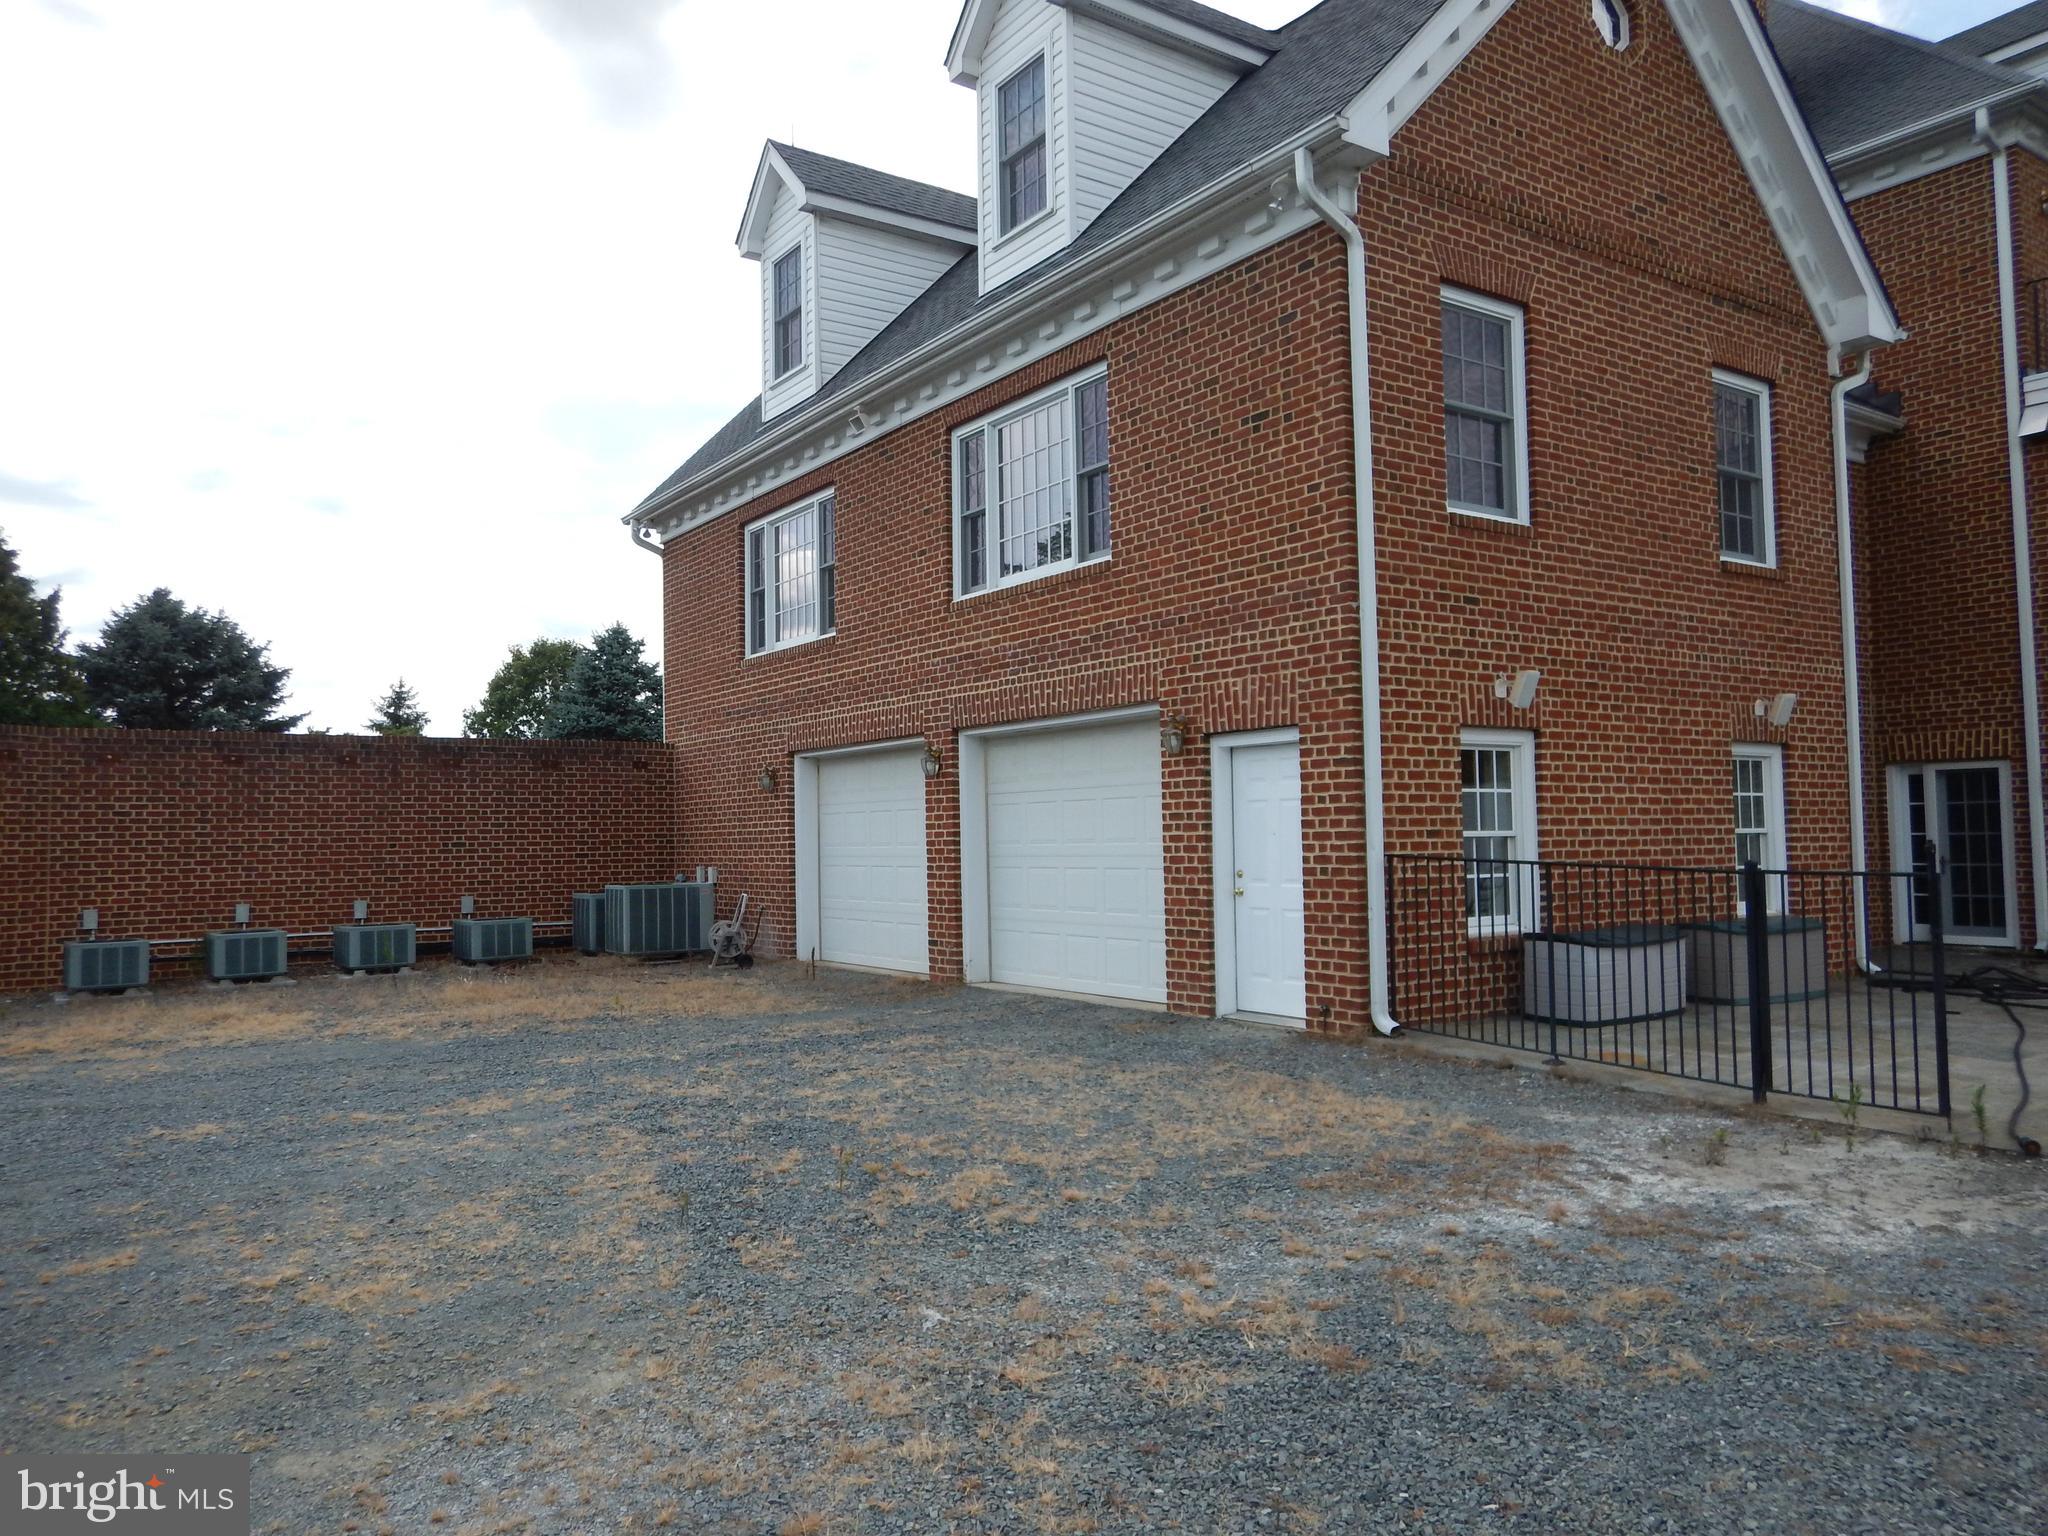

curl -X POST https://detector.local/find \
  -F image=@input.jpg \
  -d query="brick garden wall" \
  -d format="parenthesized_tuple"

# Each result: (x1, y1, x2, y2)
(657, 0, 1862, 1029)
(0, 727, 683, 993)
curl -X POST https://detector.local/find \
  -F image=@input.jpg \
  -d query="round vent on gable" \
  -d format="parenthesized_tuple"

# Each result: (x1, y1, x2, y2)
(1593, 0, 1631, 51)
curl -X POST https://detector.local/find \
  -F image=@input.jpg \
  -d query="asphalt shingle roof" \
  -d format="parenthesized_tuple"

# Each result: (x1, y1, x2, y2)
(1945, 1, 2048, 57)
(770, 141, 977, 231)
(1770, 0, 2028, 158)
(636, 0, 1441, 516)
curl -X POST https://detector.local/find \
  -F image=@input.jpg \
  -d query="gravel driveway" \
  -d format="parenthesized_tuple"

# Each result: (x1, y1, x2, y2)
(1, 959, 2043, 1535)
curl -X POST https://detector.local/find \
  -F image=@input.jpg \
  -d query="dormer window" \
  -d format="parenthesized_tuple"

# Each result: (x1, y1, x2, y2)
(998, 57, 1047, 234)
(772, 247, 804, 378)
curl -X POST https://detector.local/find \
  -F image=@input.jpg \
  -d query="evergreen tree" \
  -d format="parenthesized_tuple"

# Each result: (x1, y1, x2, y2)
(76, 587, 305, 731)
(462, 637, 585, 738)
(0, 529, 95, 725)
(544, 623, 663, 741)
(366, 678, 430, 736)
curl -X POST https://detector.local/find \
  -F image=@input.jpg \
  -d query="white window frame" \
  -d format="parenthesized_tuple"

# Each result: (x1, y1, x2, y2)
(994, 51, 1055, 244)
(1592, 0, 1630, 51)
(744, 488, 836, 658)
(1886, 760, 2019, 946)
(1441, 285, 1531, 526)
(951, 364, 1110, 599)
(770, 244, 804, 380)
(1712, 368, 1775, 568)
(1732, 743, 1787, 913)
(1458, 727, 1539, 935)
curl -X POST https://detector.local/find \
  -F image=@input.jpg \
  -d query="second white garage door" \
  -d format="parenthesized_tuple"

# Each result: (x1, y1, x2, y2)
(816, 748, 928, 974)
(984, 717, 1166, 1003)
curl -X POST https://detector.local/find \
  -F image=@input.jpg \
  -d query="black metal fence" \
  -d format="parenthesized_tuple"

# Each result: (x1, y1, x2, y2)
(1385, 855, 1951, 1118)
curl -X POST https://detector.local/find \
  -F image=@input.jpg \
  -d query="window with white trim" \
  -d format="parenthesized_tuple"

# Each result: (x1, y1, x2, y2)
(1459, 728, 1538, 931)
(1442, 287, 1529, 523)
(953, 368, 1109, 596)
(771, 246, 803, 379)
(998, 56, 1048, 234)
(1733, 743, 1787, 910)
(1713, 370, 1774, 565)
(1592, 0, 1630, 51)
(745, 491, 835, 655)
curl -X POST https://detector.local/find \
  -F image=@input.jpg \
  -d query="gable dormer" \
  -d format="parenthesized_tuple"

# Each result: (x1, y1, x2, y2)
(738, 142, 977, 420)
(945, 0, 1274, 295)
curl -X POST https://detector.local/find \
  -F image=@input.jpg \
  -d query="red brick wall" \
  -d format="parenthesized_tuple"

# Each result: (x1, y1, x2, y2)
(0, 727, 682, 993)
(658, 0, 1855, 1028)
(1850, 153, 2045, 945)
(1368, 0, 1847, 872)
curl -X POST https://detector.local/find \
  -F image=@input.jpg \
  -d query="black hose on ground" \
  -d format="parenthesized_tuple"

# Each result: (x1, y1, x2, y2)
(1945, 964, 2042, 1158)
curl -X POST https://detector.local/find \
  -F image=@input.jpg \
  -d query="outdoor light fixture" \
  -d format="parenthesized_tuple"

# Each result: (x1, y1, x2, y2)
(1767, 692, 1799, 728)
(1494, 670, 1541, 709)
(1160, 715, 1190, 756)
(848, 406, 870, 434)
(758, 765, 779, 792)
(920, 742, 944, 779)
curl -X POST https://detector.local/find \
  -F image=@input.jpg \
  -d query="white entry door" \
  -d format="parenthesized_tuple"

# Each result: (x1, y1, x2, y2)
(983, 717, 1166, 1002)
(815, 748, 929, 973)
(1227, 740, 1306, 1019)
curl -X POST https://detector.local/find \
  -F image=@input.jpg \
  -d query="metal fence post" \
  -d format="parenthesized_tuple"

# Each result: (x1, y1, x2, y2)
(1742, 861, 1771, 1103)
(1924, 840, 1951, 1121)
(1384, 854, 1397, 1020)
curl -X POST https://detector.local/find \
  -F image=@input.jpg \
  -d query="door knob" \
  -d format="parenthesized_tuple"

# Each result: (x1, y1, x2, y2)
(1233, 887, 1244, 897)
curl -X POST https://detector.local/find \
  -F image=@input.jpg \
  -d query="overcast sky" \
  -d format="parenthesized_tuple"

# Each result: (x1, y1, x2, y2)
(0, 0, 2005, 733)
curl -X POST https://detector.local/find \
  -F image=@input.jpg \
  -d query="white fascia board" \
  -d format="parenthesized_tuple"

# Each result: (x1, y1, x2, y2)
(738, 142, 804, 259)
(1050, 0, 1272, 73)
(1662, 0, 1901, 351)
(1342, 0, 1514, 157)
(1986, 31, 2048, 66)
(629, 120, 1367, 534)
(1826, 83, 2045, 199)
(802, 192, 976, 248)
(945, 0, 1003, 86)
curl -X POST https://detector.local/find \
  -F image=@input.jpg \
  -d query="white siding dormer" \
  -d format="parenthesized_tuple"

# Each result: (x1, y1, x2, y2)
(759, 188, 819, 420)
(1068, 9, 1238, 230)
(975, 1, 1070, 293)
(815, 222, 962, 378)
(956, 1, 1262, 296)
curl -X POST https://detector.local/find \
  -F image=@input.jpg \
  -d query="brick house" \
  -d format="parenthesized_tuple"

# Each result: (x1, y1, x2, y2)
(626, 0, 1897, 1032)
(1774, 0, 2048, 953)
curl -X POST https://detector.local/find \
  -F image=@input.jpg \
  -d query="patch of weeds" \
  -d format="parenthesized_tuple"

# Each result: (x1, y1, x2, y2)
(1702, 1128, 1730, 1168)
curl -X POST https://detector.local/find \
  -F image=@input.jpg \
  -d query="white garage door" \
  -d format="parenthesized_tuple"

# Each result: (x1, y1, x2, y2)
(985, 718, 1166, 1003)
(816, 749, 928, 974)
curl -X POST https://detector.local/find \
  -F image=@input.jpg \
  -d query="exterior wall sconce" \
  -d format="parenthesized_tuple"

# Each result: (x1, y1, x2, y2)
(920, 742, 944, 779)
(1160, 714, 1191, 756)
(1493, 670, 1541, 709)
(758, 765, 779, 792)
(1756, 692, 1799, 728)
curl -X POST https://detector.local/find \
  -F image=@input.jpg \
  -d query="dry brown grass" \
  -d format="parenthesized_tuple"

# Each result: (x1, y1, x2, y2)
(37, 1249, 138, 1284)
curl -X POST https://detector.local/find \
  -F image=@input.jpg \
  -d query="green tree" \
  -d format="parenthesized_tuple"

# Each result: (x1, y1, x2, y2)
(366, 677, 429, 736)
(544, 623, 663, 741)
(462, 637, 585, 738)
(76, 587, 305, 731)
(0, 529, 95, 725)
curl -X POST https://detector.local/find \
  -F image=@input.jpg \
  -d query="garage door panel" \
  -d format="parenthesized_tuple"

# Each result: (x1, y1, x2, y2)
(984, 718, 1165, 1004)
(817, 749, 928, 975)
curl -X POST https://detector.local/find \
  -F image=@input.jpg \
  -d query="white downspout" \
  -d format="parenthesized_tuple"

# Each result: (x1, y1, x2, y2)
(1978, 108, 2048, 949)
(1293, 145, 1401, 1035)
(631, 525, 665, 556)
(1830, 345, 1874, 970)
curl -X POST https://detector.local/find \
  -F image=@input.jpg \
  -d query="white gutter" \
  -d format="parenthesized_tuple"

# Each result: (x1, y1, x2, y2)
(1977, 107, 2048, 949)
(1291, 144, 1399, 1036)
(1829, 344, 1874, 969)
